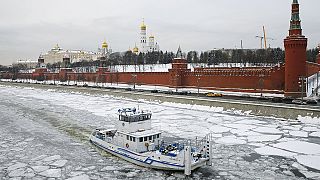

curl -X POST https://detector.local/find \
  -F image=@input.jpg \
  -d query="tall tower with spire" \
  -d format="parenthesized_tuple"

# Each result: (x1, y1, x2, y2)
(140, 19, 147, 53)
(284, 0, 308, 97)
(317, 44, 320, 64)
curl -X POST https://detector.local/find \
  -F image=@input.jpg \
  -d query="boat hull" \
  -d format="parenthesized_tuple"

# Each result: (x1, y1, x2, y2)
(90, 135, 207, 171)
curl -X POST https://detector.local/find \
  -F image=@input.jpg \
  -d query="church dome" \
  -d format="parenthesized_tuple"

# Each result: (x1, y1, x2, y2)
(133, 46, 139, 53)
(140, 21, 146, 30)
(102, 41, 108, 49)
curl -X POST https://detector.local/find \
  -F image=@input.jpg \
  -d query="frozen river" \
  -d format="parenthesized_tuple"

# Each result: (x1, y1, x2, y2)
(1, 84, 320, 179)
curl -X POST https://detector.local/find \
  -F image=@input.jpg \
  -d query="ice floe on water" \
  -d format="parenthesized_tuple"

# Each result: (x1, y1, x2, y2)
(255, 146, 297, 158)
(295, 155, 320, 171)
(247, 135, 282, 142)
(216, 136, 247, 145)
(272, 141, 320, 155)
(289, 131, 308, 137)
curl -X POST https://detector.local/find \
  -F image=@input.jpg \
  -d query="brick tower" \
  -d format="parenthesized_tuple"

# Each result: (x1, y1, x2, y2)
(284, 0, 308, 97)
(317, 44, 320, 64)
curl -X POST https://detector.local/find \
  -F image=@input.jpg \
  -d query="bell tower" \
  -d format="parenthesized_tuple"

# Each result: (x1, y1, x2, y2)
(284, 0, 308, 97)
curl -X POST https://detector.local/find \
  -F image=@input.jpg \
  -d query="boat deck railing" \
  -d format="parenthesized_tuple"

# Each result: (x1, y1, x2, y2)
(192, 132, 216, 150)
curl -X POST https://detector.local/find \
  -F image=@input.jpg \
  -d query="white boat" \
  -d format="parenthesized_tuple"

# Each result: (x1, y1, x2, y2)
(90, 108, 213, 175)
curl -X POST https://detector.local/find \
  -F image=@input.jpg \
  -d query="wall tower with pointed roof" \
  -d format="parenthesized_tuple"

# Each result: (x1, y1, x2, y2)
(284, 0, 308, 97)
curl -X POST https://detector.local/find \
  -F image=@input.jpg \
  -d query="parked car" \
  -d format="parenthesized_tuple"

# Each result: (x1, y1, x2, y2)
(282, 97, 294, 104)
(271, 97, 283, 103)
(306, 99, 318, 105)
(292, 99, 307, 105)
(206, 92, 223, 97)
(165, 90, 174, 94)
(177, 91, 191, 95)
(125, 88, 132, 91)
(82, 83, 88, 87)
(151, 90, 159, 93)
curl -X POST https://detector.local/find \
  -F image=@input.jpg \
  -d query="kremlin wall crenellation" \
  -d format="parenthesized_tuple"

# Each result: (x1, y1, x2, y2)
(1, 0, 320, 98)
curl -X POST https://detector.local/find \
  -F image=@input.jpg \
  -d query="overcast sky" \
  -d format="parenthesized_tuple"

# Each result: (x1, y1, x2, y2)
(0, 0, 319, 65)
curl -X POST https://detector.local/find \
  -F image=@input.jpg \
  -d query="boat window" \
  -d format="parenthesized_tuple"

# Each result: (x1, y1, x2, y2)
(149, 136, 152, 140)
(144, 137, 147, 141)
(130, 136, 132, 141)
(139, 137, 143, 142)
(126, 135, 129, 140)
(133, 137, 136, 142)
(157, 134, 160, 138)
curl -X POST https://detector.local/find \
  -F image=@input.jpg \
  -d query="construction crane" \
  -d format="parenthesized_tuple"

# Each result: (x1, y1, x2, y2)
(255, 26, 275, 49)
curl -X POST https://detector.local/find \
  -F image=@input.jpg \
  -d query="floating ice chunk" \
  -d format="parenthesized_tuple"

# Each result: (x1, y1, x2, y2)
(31, 166, 49, 173)
(281, 125, 300, 131)
(248, 143, 265, 147)
(231, 129, 261, 136)
(295, 155, 320, 171)
(39, 168, 61, 178)
(234, 120, 267, 125)
(8, 168, 25, 177)
(302, 126, 319, 132)
(50, 160, 68, 167)
(289, 131, 308, 138)
(7, 162, 27, 171)
(252, 127, 283, 135)
(292, 162, 307, 171)
(310, 131, 320, 138)
(208, 125, 231, 133)
(247, 135, 282, 142)
(298, 116, 320, 125)
(126, 172, 138, 178)
(272, 141, 320, 155)
(66, 174, 90, 180)
(216, 136, 246, 145)
(300, 171, 320, 179)
(42, 155, 61, 162)
(255, 146, 297, 158)
(210, 134, 223, 138)
(223, 124, 256, 130)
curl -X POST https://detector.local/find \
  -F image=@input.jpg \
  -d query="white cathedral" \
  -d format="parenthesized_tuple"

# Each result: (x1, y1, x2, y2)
(134, 20, 160, 54)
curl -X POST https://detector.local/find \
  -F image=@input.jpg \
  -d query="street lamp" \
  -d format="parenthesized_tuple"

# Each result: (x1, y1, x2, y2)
(132, 74, 137, 90)
(196, 74, 201, 96)
(258, 73, 265, 97)
(298, 76, 305, 100)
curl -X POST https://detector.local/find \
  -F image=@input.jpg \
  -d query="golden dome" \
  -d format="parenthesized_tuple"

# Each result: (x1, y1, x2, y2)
(102, 41, 108, 49)
(133, 46, 139, 53)
(140, 21, 146, 30)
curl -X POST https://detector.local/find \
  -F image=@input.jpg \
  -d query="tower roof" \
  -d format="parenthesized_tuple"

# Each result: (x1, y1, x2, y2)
(176, 46, 183, 58)
(289, 0, 302, 36)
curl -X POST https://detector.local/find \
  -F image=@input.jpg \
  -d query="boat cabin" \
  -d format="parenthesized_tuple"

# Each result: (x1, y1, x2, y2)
(116, 108, 152, 133)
